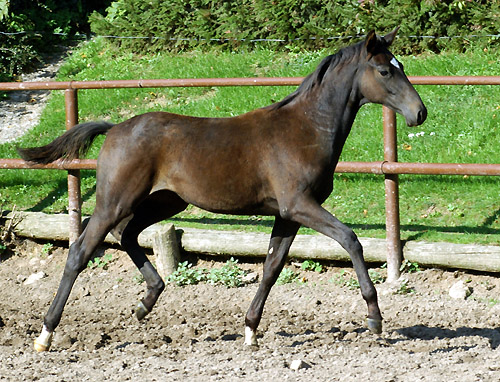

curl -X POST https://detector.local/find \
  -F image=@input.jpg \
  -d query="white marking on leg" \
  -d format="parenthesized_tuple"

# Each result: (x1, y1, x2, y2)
(34, 325, 53, 352)
(268, 247, 274, 255)
(244, 326, 258, 346)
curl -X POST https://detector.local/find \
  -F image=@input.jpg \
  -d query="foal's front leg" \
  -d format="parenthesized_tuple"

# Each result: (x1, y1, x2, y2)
(285, 196, 383, 334)
(244, 217, 300, 346)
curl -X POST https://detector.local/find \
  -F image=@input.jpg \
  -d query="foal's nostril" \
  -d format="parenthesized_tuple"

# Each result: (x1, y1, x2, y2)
(417, 107, 427, 125)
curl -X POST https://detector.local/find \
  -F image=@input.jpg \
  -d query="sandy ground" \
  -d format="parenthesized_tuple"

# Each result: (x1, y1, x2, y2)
(1, 239, 500, 381)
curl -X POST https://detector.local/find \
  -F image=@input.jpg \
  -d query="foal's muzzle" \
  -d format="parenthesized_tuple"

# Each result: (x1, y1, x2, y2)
(405, 104, 427, 127)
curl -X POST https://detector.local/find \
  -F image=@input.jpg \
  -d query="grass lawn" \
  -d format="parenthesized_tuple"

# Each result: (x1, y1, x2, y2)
(0, 38, 499, 245)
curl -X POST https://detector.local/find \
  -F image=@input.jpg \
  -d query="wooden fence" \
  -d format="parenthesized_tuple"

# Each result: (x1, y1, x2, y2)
(1, 76, 499, 281)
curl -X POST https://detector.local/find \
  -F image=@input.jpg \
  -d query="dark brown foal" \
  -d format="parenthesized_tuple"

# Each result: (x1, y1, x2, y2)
(19, 28, 426, 351)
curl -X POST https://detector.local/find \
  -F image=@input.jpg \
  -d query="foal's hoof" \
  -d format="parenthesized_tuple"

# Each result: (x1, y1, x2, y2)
(135, 301, 150, 321)
(367, 318, 383, 334)
(34, 326, 53, 352)
(34, 339, 50, 352)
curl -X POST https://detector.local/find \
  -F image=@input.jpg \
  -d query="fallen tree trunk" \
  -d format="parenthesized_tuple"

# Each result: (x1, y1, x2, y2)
(4, 211, 500, 273)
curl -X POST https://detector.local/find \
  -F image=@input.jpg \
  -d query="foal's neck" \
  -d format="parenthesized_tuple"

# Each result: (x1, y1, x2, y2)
(310, 64, 361, 140)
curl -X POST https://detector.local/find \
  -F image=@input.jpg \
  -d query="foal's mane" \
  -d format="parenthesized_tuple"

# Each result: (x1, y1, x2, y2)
(270, 40, 364, 110)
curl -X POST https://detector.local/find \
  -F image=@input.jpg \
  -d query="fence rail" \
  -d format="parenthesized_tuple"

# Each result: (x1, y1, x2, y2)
(1, 75, 499, 281)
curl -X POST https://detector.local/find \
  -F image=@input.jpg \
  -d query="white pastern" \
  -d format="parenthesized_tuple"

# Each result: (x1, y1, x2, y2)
(244, 326, 258, 346)
(34, 325, 53, 352)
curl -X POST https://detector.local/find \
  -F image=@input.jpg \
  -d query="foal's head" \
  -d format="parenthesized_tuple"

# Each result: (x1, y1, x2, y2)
(358, 28, 427, 126)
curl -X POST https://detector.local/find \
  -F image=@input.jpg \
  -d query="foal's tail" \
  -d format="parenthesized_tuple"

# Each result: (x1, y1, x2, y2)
(17, 121, 115, 164)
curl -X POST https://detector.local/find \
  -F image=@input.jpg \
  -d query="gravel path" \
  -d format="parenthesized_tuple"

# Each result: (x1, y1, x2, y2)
(0, 49, 69, 144)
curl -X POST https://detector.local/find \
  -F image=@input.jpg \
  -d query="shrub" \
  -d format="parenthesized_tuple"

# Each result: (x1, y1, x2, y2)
(167, 261, 207, 286)
(206, 258, 248, 288)
(89, 0, 500, 54)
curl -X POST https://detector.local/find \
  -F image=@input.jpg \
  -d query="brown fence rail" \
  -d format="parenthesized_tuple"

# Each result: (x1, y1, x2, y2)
(1, 76, 499, 281)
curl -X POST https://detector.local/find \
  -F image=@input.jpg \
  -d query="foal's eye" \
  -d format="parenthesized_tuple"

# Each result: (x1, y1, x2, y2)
(379, 70, 389, 77)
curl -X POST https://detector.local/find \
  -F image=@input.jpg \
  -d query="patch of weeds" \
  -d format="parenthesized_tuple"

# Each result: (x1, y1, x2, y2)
(41, 243, 54, 256)
(133, 273, 145, 285)
(330, 269, 385, 289)
(330, 270, 360, 290)
(87, 253, 113, 270)
(276, 268, 300, 285)
(400, 259, 421, 273)
(301, 260, 323, 273)
(207, 258, 248, 288)
(167, 258, 249, 288)
(478, 297, 500, 307)
(394, 279, 415, 295)
(0, 243, 5, 254)
(167, 261, 207, 286)
(368, 269, 386, 284)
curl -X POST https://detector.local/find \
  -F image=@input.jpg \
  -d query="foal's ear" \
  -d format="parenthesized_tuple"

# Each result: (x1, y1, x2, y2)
(365, 30, 378, 55)
(382, 27, 400, 46)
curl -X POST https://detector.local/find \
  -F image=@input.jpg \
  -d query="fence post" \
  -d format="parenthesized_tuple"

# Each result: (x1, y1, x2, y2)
(65, 88, 82, 245)
(383, 106, 402, 282)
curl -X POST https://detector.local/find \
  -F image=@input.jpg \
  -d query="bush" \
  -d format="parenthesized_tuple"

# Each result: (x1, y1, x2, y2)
(89, 0, 500, 54)
(0, 0, 112, 81)
(89, 0, 260, 52)
(0, 11, 39, 82)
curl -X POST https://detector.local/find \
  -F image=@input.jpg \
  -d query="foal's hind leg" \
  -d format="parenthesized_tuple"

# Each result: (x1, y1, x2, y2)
(34, 211, 128, 352)
(244, 216, 300, 346)
(119, 190, 188, 320)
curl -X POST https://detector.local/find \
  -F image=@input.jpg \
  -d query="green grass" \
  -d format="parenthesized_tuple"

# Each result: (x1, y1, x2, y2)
(0, 38, 499, 245)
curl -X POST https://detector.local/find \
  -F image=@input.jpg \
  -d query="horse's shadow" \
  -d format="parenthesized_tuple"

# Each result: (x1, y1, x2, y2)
(391, 325, 500, 351)
(274, 325, 500, 351)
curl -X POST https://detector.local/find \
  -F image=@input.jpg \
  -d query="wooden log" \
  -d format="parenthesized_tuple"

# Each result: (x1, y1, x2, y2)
(404, 241, 500, 273)
(177, 227, 388, 263)
(5, 211, 156, 247)
(152, 223, 180, 279)
(6, 212, 74, 242)
(4, 211, 500, 273)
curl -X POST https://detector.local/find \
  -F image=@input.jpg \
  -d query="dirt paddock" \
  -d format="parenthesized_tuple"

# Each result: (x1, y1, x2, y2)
(1, 240, 500, 381)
